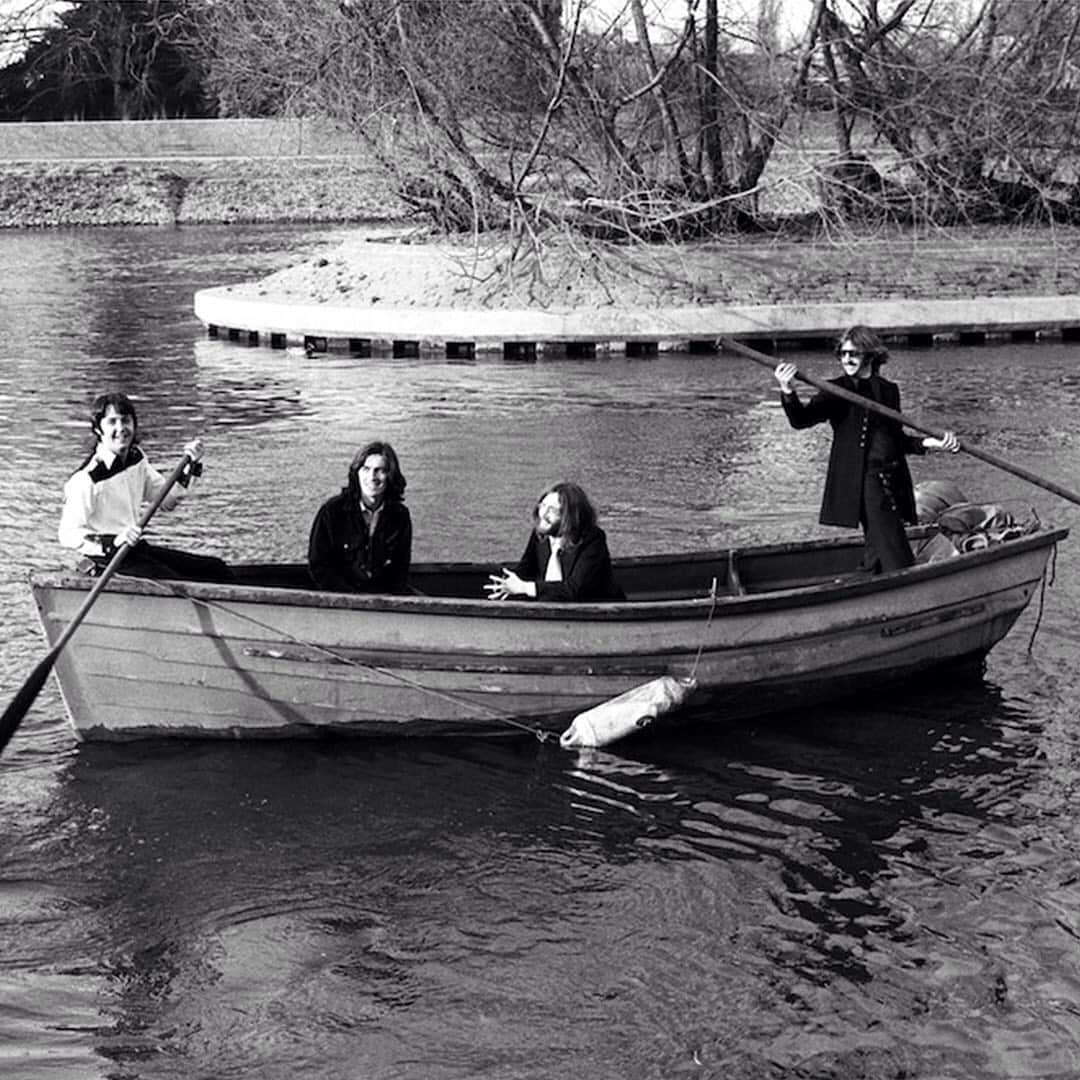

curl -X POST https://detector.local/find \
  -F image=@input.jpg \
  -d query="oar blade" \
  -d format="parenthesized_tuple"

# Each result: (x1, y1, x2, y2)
(0, 650, 58, 754)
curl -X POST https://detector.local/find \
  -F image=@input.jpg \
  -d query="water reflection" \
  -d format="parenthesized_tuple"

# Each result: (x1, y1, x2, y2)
(2, 224, 1080, 1078)
(35, 666, 1076, 1079)
(566, 682, 1080, 1074)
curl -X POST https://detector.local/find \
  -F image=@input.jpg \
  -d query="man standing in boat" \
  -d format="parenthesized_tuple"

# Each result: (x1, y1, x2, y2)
(308, 440, 413, 593)
(774, 325, 959, 573)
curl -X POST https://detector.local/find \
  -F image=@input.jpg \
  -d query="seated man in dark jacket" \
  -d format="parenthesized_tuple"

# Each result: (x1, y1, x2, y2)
(308, 441, 412, 593)
(485, 481, 624, 602)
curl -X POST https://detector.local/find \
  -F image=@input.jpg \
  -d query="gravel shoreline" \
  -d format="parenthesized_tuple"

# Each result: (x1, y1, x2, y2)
(234, 224, 1080, 311)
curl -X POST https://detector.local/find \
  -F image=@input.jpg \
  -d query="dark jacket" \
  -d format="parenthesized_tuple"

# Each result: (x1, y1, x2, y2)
(515, 525, 625, 601)
(781, 374, 926, 528)
(308, 493, 412, 593)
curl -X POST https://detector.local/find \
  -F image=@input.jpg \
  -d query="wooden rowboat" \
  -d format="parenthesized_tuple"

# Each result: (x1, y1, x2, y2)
(29, 524, 1067, 742)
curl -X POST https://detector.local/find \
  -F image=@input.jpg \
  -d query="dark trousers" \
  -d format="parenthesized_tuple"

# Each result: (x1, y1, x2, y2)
(89, 541, 234, 583)
(859, 465, 915, 574)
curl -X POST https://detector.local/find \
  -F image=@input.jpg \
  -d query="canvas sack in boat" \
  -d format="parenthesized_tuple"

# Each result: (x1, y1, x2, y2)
(913, 480, 968, 562)
(915, 479, 968, 523)
(936, 502, 1040, 552)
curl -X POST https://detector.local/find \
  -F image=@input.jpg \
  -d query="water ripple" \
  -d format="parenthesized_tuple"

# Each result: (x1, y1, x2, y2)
(1, 227, 1080, 1079)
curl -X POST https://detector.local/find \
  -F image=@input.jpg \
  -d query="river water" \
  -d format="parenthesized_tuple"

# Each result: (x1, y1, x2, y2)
(1, 224, 1079, 1079)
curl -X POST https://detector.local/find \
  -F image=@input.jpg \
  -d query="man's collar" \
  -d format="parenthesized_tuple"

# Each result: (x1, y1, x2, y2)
(87, 444, 143, 482)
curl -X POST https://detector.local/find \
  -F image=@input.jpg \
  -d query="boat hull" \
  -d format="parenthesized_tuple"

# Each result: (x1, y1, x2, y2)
(29, 529, 1066, 741)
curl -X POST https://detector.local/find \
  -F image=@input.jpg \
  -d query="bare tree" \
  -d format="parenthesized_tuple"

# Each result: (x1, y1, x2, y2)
(199, 0, 825, 239)
(816, 0, 1080, 224)
(192, 0, 1080, 297)
(0, 0, 212, 120)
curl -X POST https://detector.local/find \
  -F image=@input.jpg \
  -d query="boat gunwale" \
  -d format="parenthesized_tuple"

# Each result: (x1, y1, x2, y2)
(28, 526, 1069, 622)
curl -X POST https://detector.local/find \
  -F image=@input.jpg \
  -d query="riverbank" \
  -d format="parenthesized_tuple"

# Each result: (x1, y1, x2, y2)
(0, 159, 404, 228)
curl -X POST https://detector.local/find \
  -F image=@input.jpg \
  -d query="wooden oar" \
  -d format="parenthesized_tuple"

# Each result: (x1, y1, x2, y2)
(0, 450, 194, 757)
(718, 335, 1080, 508)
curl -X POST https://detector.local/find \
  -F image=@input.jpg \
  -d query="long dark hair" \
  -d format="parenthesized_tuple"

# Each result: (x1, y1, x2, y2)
(533, 481, 597, 547)
(836, 324, 888, 372)
(346, 440, 406, 504)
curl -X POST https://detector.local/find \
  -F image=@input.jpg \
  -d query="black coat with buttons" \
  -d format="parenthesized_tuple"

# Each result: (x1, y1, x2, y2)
(780, 373, 926, 528)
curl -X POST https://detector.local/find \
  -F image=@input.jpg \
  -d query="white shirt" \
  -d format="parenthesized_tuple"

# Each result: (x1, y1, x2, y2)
(58, 447, 186, 556)
(544, 537, 564, 581)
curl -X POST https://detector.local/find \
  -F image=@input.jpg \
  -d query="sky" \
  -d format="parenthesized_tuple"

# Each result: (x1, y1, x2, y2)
(0, 0, 63, 63)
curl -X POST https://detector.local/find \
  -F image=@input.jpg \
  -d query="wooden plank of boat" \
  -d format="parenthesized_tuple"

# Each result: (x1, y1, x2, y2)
(28, 527, 1066, 743)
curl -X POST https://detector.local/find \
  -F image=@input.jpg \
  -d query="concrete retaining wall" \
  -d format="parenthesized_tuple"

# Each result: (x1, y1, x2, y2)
(194, 288, 1080, 357)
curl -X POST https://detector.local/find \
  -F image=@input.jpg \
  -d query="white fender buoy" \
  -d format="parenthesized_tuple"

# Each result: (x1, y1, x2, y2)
(559, 676, 697, 749)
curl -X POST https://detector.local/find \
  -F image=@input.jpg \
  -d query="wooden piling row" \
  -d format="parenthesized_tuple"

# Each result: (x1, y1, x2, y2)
(196, 287, 1080, 358)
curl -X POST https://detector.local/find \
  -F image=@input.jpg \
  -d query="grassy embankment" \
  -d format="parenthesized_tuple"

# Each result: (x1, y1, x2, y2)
(0, 118, 402, 227)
